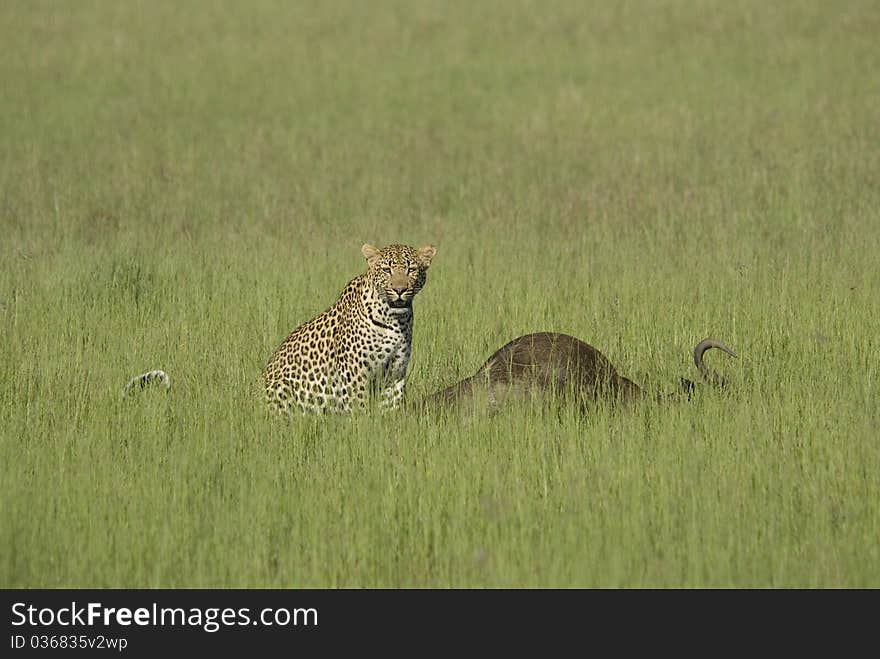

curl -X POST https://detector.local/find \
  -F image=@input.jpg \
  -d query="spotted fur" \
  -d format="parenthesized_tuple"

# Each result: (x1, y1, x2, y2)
(263, 243, 437, 414)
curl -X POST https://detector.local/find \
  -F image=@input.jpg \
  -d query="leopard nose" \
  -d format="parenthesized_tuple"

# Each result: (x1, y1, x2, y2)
(392, 285, 407, 296)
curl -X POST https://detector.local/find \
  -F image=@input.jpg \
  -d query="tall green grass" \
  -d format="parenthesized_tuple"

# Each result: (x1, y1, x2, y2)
(2, 0, 879, 587)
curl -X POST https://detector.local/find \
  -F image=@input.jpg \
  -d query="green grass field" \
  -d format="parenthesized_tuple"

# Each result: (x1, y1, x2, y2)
(2, 0, 879, 587)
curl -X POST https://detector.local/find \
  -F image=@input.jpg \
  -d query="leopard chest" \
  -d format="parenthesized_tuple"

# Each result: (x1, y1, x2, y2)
(339, 313, 411, 376)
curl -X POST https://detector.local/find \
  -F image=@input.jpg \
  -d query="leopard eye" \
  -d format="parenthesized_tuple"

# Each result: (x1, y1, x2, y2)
(380, 265, 392, 274)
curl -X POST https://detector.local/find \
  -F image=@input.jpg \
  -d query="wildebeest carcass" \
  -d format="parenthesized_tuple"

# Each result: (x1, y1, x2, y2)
(424, 332, 736, 413)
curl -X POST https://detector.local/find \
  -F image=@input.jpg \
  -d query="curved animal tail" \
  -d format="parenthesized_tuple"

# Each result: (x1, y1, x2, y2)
(123, 369, 171, 398)
(693, 339, 737, 387)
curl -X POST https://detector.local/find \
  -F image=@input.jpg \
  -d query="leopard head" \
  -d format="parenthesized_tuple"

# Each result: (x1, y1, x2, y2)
(361, 243, 437, 312)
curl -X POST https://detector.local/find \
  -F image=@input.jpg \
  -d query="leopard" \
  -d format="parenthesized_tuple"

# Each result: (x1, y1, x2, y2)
(262, 242, 437, 414)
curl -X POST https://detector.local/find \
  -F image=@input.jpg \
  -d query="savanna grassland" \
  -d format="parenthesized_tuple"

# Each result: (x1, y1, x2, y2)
(2, 0, 879, 587)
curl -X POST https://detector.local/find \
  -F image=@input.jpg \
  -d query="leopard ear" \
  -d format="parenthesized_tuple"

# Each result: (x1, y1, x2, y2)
(361, 244, 381, 266)
(417, 244, 437, 266)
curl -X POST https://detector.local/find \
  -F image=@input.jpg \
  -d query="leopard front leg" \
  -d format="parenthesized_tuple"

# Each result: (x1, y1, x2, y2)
(379, 378, 407, 411)
(379, 346, 411, 411)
